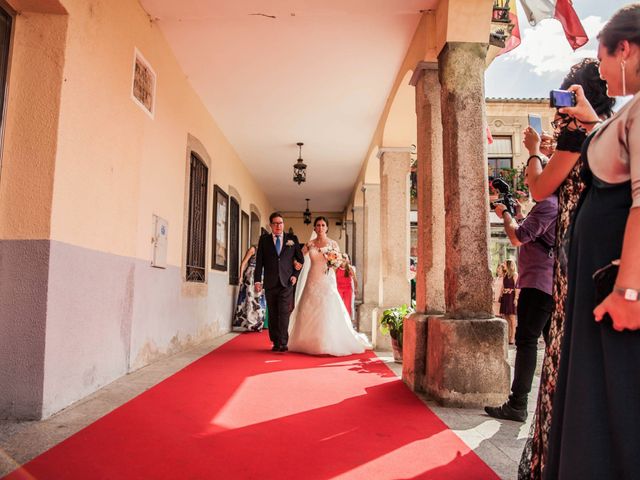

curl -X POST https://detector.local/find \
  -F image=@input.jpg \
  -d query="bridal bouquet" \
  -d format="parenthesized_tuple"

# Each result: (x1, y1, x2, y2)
(324, 248, 347, 273)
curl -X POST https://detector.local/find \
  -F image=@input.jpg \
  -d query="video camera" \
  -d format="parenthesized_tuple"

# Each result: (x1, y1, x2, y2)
(490, 177, 519, 217)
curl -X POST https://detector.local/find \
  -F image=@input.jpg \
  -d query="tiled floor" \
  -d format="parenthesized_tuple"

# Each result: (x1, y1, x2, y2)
(0, 335, 542, 479)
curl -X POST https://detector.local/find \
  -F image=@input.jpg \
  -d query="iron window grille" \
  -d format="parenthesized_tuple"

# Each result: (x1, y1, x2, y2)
(228, 197, 240, 285)
(186, 153, 208, 282)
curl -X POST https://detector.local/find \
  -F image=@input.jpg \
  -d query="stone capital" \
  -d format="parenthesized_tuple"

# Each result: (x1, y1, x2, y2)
(409, 61, 439, 86)
(376, 147, 413, 159)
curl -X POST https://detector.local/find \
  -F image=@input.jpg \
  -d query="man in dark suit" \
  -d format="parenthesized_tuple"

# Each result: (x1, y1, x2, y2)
(254, 212, 304, 352)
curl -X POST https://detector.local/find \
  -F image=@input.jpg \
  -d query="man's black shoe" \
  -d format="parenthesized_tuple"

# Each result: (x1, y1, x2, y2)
(271, 344, 280, 352)
(484, 402, 527, 422)
(278, 345, 288, 352)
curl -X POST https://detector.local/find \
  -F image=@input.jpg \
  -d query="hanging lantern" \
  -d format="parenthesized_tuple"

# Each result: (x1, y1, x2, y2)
(293, 142, 307, 185)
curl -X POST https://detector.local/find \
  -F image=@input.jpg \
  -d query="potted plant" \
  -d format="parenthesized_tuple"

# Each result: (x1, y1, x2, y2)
(380, 304, 414, 363)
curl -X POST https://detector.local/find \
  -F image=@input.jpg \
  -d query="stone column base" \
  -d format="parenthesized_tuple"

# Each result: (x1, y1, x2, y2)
(425, 316, 509, 407)
(357, 302, 378, 335)
(402, 313, 429, 392)
(371, 306, 395, 351)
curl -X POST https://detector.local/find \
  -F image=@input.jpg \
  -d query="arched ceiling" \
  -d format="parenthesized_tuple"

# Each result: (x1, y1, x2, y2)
(139, 0, 438, 212)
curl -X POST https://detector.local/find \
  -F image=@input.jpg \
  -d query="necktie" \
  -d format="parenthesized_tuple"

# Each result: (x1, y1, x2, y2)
(275, 235, 281, 255)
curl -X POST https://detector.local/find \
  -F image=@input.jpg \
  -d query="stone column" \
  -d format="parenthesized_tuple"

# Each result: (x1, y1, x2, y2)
(357, 184, 381, 336)
(352, 205, 364, 304)
(373, 148, 412, 350)
(425, 42, 509, 407)
(403, 62, 446, 392)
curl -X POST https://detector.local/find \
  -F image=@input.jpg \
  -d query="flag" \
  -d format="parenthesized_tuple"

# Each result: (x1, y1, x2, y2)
(486, 126, 494, 145)
(498, 1, 521, 56)
(519, 0, 588, 50)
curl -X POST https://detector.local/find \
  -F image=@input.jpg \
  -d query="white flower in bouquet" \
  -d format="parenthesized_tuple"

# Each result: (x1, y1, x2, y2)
(323, 248, 346, 273)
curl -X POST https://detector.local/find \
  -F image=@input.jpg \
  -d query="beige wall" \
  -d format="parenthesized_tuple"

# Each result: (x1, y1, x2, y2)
(435, 0, 494, 56)
(2, 0, 272, 264)
(281, 212, 346, 253)
(0, 0, 275, 419)
(0, 5, 67, 240)
(486, 99, 555, 172)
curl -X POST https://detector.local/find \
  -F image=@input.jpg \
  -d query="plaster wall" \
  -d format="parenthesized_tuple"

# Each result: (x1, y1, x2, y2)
(50, 0, 271, 261)
(281, 212, 346, 252)
(486, 99, 554, 171)
(435, 0, 494, 55)
(0, 9, 67, 240)
(0, 0, 273, 418)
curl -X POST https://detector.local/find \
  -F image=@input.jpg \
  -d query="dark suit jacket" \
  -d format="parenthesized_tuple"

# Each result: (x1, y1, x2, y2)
(254, 232, 304, 289)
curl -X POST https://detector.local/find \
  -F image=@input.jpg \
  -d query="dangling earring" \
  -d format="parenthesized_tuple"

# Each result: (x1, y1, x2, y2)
(621, 59, 627, 96)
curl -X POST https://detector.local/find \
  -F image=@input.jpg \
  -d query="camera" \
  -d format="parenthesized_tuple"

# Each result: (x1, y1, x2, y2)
(550, 89, 576, 108)
(490, 177, 519, 217)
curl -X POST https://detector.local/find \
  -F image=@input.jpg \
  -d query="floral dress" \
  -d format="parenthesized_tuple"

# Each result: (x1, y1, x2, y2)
(518, 157, 585, 479)
(232, 254, 266, 332)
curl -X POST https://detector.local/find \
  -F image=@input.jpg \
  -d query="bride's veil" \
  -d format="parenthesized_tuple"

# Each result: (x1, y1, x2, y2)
(289, 231, 316, 333)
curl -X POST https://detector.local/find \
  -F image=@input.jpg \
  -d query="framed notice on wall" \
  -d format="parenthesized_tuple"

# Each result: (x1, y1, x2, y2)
(212, 185, 228, 271)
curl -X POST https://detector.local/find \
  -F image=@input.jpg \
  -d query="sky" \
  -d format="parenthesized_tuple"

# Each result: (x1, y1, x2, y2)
(485, 0, 631, 100)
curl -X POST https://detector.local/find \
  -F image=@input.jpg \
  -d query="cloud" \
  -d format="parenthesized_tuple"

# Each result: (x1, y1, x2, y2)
(509, 15, 605, 75)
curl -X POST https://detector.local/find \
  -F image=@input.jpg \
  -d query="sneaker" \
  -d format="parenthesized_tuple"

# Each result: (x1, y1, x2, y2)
(484, 401, 527, 422)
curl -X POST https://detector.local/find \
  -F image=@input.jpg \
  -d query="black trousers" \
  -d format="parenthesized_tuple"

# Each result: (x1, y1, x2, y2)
(265, 284, 294, 347)
(509, 287, 554, 408)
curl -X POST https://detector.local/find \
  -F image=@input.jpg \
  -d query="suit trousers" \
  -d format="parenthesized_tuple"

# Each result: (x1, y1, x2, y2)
(509, 287, 554, 409)
(265, 284, 294, 347)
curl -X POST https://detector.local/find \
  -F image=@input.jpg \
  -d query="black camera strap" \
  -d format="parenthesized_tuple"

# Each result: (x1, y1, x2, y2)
(533, 236, 555, 258)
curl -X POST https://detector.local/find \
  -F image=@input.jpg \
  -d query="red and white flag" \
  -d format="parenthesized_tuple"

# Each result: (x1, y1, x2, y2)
(519, 0, 588, 50)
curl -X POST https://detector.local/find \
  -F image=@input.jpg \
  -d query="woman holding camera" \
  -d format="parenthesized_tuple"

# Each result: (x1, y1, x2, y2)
(519, 59, 614, 479)
(541, 5, 640, 478)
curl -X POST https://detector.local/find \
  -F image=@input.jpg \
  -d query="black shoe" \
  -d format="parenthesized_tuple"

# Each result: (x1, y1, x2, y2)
(271, 344, 280, 352)
(484, 402, 527, 422)
(278, 345, 288, 352)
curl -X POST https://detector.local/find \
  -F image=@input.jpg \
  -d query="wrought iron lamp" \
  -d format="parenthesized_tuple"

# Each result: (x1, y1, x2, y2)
(293, 142, 307, 185)
(303, 198, 312, 225)
(492, 0, 510, 22)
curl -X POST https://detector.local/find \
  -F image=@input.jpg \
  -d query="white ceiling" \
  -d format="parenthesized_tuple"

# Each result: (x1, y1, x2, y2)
(140, 0, 437, 212)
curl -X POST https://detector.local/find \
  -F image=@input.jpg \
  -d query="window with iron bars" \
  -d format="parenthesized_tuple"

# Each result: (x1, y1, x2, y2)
(186, 153, 208, 282)
(228, 197, 240, 285)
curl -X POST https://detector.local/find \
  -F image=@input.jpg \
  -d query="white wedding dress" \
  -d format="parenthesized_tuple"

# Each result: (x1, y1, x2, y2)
(288, 243, 371, 356)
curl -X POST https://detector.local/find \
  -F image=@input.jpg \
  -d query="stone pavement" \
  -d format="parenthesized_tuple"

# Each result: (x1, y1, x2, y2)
(0, 335, 543, 479)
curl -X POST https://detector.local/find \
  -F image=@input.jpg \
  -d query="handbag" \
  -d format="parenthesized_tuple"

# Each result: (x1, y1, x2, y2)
(592, 259, 620, 323)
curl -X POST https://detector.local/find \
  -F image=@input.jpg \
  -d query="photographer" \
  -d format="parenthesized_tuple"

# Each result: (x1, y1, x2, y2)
(485, 164, 558, 422)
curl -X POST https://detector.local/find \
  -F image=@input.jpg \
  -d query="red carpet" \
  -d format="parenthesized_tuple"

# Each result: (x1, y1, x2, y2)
(4, 332, 499, 479)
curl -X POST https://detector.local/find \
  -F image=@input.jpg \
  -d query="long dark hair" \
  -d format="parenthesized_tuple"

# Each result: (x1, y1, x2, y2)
(598, 4, 640, 55)
(560, 58, 614, 118)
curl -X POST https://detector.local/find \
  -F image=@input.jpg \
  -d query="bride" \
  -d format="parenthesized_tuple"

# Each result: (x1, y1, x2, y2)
(288, 216, 372, 356)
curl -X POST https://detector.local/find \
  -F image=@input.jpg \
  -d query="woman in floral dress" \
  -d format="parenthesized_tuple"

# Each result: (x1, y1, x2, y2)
(232, 245, 266, 332)
(518, 58, 614, 479)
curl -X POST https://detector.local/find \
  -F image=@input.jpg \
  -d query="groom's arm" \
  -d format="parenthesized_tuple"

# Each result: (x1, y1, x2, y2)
(291, 236, 304, 279)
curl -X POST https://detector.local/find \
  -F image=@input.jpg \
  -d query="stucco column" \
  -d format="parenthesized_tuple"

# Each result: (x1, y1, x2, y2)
(371, 149, 411, 350)
(379, 149, 412, 307)
(352, 205, 364, 304)
(403, 62, 446, 392)
(357, 184, 381, 335)
(423, 42, 509, 407)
